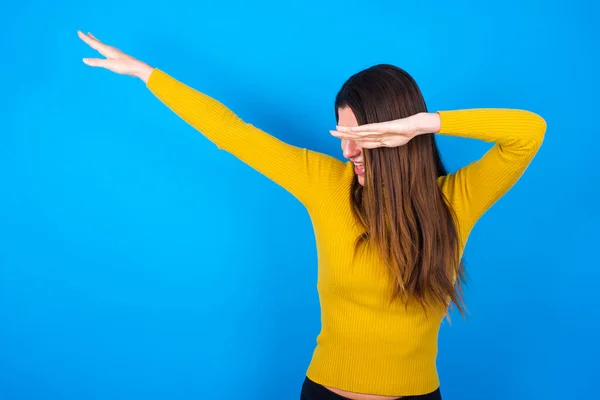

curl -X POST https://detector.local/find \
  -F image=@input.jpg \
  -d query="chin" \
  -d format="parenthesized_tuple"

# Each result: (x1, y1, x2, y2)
(358, 175, 365, 186)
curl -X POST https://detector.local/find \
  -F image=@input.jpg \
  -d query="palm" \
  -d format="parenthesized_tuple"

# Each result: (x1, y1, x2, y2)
(78, 31, 148, 78)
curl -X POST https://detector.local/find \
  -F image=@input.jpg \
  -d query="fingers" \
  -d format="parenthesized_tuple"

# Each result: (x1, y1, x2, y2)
(77, 30, 102, 51)
(82, 58, 109, 68)
(330, 130, 380, 139)
(330, 130, 401, 149)
(330, 130, 384, 146)
(77, 30, 119, 58)
(337, 123, 380, 132)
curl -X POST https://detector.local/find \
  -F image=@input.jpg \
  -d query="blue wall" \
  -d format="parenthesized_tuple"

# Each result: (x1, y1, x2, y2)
(1, 1, 597, 399)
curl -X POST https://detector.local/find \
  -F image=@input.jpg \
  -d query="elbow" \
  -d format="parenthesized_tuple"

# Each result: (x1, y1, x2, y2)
(509, 110, 546, 157)
(534, 112, 547, 143)
(524, 110, 547, 151)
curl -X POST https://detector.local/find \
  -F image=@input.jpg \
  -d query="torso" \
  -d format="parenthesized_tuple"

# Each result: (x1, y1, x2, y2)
(303, 168, 457, 398)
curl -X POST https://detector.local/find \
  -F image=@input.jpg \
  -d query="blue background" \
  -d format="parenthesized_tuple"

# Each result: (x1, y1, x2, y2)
(1, 1, 597, 399)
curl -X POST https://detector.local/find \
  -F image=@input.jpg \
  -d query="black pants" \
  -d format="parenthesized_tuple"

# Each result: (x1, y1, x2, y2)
(300, 377, 442, 400)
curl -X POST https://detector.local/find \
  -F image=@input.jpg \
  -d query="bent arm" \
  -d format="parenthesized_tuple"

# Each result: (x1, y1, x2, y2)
(145, 68, 346, 208)
(431, 109, 546, 230)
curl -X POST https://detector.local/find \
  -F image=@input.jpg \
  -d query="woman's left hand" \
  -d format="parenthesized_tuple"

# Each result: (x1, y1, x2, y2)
(330, 112, 440, 149)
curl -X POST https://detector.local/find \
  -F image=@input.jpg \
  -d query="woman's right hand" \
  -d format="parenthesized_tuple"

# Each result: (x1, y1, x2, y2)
(78, 30, 154, 83)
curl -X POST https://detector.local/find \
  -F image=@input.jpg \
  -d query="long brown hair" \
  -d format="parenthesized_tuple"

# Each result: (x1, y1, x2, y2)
(335, 64, 467, 316)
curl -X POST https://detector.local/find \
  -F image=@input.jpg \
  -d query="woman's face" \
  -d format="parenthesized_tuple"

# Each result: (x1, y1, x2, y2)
(338, 107, 365, 186)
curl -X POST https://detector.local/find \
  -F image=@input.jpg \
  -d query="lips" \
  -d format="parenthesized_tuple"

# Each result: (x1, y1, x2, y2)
(354, 163, 365, 175)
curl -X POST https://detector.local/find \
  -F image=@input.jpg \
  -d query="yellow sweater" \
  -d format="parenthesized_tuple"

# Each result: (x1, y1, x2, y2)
(146, 68, 546, 396)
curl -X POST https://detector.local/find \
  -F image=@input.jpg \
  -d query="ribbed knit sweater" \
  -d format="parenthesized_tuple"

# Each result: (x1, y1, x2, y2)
(146, 68, 546, 396)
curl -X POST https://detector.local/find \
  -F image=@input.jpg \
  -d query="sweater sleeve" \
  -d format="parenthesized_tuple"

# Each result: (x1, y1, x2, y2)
(145, 68, 347, 208)
(437, 109, 546, 234)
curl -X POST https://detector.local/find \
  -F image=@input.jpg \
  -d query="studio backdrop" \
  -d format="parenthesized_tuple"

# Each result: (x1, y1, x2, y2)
(0, 1, 597, 399)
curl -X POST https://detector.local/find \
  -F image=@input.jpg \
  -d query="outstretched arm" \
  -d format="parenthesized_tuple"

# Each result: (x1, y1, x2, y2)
(78, 30, 346, 208)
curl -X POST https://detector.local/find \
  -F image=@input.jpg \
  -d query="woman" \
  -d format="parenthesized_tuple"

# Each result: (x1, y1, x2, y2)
(78, 30, 546, 400)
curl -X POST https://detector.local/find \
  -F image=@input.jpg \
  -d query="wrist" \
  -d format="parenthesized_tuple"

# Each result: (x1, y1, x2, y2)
(136, 62, 154, 84)
(413, 112, 441, 136)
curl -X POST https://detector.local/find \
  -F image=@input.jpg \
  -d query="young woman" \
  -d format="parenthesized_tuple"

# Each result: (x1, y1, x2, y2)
(78, 30, 546, 400)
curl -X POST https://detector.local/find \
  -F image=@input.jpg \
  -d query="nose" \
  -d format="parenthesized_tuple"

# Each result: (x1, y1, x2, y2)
(342, 139, 362, 160)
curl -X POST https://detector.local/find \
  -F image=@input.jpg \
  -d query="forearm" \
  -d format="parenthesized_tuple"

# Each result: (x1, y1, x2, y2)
(433, 109, 546, 147)
(411, 112, 441, 136)
(432, 109, 547, 226)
